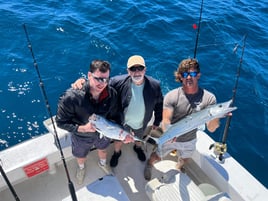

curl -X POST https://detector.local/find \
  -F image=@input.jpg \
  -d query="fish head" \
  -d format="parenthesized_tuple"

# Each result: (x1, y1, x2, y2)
(88, 113, 97, 121)
(209, 99, 237, 118)
(88, 113, 103, 129)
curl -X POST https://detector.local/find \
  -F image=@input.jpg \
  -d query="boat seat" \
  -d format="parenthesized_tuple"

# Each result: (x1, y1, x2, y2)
(145, 160, 232, 201)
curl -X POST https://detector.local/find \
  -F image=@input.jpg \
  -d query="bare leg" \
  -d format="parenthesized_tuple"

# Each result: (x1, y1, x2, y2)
(144, 151, 161, 180)
(148, 151, 161, 166)
(97, 149, 107, 160)
(176, 157, 188, 171)
(114, 141, 123, 152)
(76, 157, 87, 184)
(97, 149, 112, 174)
(77, 157, 86, 167)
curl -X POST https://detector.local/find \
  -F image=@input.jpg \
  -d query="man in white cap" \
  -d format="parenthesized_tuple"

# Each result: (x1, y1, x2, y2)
(108, 55, 163, 167)
(71, 55, 163, 168)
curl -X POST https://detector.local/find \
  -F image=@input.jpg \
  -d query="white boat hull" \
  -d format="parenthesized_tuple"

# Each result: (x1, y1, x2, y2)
(0, 118, 267, 201)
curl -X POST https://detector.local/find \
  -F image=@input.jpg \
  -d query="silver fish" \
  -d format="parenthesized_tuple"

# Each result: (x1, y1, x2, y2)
(150, 99, 237, 148)
(88, 114, 144, 142)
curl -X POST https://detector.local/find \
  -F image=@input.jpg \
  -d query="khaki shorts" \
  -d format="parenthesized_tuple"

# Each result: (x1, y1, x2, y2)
(156, 138, 197, 159)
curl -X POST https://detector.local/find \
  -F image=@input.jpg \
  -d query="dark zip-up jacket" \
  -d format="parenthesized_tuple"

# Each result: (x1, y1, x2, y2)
(56, 81, 118, 137)
(110, 74, 163, 130)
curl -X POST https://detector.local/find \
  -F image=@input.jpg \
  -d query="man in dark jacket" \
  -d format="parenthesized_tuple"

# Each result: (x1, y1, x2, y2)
(72, 55, 163, 168)
(56, 60, 117, 185)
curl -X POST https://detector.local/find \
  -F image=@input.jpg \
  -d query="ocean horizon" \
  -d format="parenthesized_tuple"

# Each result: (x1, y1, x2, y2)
(0, 0, 267, 188)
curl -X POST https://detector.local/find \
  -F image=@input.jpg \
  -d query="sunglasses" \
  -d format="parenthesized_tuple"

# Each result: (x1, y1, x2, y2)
(181, 71, 198, 78)
(129, 66, 145, 72)
(92, 74, 109, 83)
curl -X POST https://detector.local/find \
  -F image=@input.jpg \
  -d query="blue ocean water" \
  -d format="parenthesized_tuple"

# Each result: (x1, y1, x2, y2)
(0, 0, 267, 188)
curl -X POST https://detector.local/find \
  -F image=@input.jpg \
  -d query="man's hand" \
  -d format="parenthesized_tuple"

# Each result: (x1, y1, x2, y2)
(150, 125, 163, 138)
(77, 122, 96, 133)
(71, 78, 86, 90)
(207, 112, 233, 133)
(123, 134, 135, 144)
(225, 112, 233, 117)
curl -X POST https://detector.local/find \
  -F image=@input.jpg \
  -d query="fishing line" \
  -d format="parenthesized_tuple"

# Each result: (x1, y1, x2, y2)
(197, 40, 243, 50)
(23, 24, 78, 201)
(192, 0, 245, 57)
(193, 0, 204, 58)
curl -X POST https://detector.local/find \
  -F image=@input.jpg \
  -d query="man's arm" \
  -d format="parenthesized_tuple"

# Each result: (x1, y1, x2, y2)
(161, 108, 173, 132)
(71, 78, 86, 89)
(153, 85, 163, 127)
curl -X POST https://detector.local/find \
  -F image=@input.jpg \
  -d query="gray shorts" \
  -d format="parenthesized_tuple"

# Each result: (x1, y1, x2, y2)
(71, 133, 110, 158)
(156, 138, 197, 159)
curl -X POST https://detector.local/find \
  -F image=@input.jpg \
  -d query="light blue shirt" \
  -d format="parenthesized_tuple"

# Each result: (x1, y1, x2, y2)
(124, 82, 145, 129)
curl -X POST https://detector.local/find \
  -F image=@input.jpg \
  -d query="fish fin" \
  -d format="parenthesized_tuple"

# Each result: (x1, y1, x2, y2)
(95, 128, 104, 138)
(88, 113, 96, 121)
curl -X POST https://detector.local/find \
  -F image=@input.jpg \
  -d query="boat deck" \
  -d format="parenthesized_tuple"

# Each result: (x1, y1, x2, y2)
(0, 139, 214, 201)
(1, 119, 267, 201)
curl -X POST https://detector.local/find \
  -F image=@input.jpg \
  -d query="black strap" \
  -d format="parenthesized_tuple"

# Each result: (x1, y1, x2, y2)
(185, 87, 204, 109)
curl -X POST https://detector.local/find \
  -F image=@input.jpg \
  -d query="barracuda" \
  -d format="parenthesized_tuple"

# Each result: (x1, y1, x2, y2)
(89, 114, 144, 142)
(151, 99, 237, 148)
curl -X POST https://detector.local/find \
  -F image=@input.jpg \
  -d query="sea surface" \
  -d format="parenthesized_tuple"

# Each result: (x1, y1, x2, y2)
(0, 0, 267, 188)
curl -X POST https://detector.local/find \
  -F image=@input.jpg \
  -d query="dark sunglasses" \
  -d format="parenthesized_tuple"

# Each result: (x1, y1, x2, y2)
(181, 71, 198, 78)
(129, 66, 145, 72)
(92, 74, 109, 83)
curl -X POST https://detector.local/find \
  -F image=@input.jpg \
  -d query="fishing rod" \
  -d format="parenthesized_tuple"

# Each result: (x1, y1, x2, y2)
(210, 34, 247, 161)
(23, 24, 78, 201)
(0, 161, 20, 201)
(193, 0, 204, 58)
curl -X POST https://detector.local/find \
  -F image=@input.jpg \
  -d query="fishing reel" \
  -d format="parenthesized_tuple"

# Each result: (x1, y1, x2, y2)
(209, 142, 227, 162)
